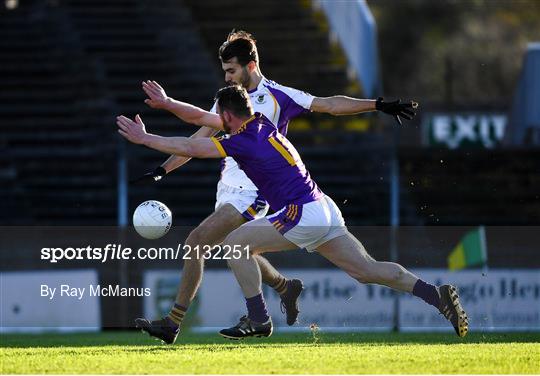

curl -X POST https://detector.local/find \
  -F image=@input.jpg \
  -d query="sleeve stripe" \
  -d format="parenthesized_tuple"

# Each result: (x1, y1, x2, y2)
(210, 137, 227, 158)
(269, 136, 296, 166)
(268, 91, 279, 123)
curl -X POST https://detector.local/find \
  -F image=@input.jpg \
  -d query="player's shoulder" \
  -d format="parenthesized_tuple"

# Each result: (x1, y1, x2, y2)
(262, 77, 279, 88)
(262, 78, 291, 92)
(256, 112, 276, 128)
(262, 78, 311, 100)
(239, 113, 275, 139)
(216, 129, 256, 156)
(231, 113, 264, 138)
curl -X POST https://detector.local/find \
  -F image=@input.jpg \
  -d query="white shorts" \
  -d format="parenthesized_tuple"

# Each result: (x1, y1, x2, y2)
(266, 195, 347, 251)
(215, 181, 269, 221)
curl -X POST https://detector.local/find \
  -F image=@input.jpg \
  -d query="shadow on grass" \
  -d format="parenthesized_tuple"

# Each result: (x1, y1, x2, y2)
(1, 330, 539, 348)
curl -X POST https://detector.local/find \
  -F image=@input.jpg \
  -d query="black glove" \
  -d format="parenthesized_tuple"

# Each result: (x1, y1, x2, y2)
(376, 97, 418, 126)
(130, 166, 166, 184)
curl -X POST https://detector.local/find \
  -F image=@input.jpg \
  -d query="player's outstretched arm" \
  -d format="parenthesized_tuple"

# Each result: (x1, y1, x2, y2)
(160, 126, 219, 171)
(311, 96, 377, 115)
(142, 80, 224, 131)
(117, 115, 222, 159)
(311, 96, 418, 125)
(129, 124, 218, 184)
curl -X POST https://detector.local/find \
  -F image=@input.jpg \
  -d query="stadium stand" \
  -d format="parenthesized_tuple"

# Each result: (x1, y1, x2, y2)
(1, 0, 395, 226)
(61, 0, 221, 224)
(1, 0, 538, 229)
(183, 0, 352, 97)
(0, 0, 219, 225)
(400, 148, 540, 225)
(0, 2, 117, 224)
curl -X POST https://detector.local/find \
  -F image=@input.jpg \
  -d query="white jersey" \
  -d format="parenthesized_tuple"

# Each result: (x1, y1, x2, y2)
(210, 77, 314, 190)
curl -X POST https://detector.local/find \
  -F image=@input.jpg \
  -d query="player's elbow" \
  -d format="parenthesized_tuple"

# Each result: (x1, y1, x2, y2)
(186, 144, 212, 159)
(189, 151, 206, 159)
(326, 97, 349, 115)
(191, 116, 205, 127)
(313, 97, 339, 115)
(327, 106, 340, 116)
(170, 140, 195, 158)
(183, 143, 200, 158)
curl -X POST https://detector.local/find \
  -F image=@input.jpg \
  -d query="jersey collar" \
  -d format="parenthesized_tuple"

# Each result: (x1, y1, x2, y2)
(247, 76, 266, 94)
(233, 113, 260, 135)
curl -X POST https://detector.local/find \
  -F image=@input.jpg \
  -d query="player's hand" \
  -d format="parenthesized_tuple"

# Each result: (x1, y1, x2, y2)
(116, 114, 147, 144)
(142, 80, 169, 109)
(130, 166, 166, 184)
(376, 97, 418, 126)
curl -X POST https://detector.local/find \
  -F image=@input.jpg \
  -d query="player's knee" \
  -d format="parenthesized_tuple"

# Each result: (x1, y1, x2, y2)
(223, 230, 246, 248)
(376, 262, 406, 284)
(353, 270, 375, 284)
(184, 253, 205, 266)
(185, 227, 206, 248)
(387, 264, 406, 283)
(349, 262, 378, 284)
(184, 228, 208, 260)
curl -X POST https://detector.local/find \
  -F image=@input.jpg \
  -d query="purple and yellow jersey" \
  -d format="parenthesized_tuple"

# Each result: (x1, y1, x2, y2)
(211, 113, 323, 211)
(210, 77, 314, 190)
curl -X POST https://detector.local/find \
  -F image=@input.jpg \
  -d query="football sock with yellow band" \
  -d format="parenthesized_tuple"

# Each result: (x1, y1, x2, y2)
(166, 303, 187, 329)
(270, 275, 289, 296)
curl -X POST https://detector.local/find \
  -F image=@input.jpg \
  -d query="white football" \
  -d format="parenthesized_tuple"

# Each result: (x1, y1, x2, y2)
(133, 200, 172, 239)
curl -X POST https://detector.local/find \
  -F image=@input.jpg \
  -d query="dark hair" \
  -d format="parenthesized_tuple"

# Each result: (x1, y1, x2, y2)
(218, 29, 259, 66)
(214, 85, 253, 118)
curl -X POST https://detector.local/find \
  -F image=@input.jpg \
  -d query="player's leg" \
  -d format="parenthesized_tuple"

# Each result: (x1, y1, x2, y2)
(179, 212, 294, 309)
(315, 232, 419, 291)
(224, 218, 297, 296)
(256, 256, 285, 292)
(219, 218, 298, 339)
(253, 255, 303, 325)
(221, 198, 344, 339)
(315, 232, 468, 337)
(223, 187, 304, 324)
(174, 203, 245, 307)
(136, 198, 301, 342)
(135, 203, 245, 343)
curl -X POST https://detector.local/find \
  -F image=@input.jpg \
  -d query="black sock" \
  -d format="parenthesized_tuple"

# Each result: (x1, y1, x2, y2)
(245, 293, 270, 323)
(412, 279, 440, 309)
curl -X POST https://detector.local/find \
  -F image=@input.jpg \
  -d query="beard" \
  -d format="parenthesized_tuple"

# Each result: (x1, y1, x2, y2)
(220, 115, 232, 134)
(218, 112, 232, 134)
(226, 67, 251, 88)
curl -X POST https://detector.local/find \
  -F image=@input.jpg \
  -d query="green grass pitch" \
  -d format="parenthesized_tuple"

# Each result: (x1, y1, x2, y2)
(1, 331, 539, 374)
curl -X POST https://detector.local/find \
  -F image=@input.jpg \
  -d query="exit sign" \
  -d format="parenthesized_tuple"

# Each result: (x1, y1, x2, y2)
(423, 113, 507, 149)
